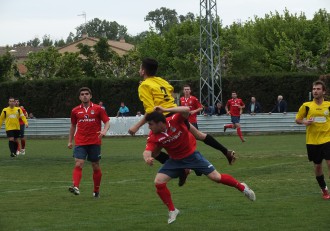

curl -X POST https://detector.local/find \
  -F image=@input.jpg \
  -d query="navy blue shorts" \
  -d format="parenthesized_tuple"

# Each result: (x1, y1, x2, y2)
(73, 145, 101, 162)
(306, 142, 330, 164)
(6, 130, 20, 139)
(231, 116, 240, 124)
(19, 124, 25, 138)
(158, 151, 216, 178)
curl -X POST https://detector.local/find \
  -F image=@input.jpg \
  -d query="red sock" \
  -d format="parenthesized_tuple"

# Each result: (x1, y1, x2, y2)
(72, 166, 82, 188)
(155, 183, 175, 211)
(225, 124, 234, 129)
(21, 139, 26, 149)
(16, 141, 20, 151)
(219, 174, 245, 192)
(237, 127, 244, 141)
(93, 169, 102, 193)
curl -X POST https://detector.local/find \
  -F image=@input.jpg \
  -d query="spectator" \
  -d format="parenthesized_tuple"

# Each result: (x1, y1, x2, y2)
(136, 111, 143, 117)
(203, 105, 214, 116)
(214, 102, 226, 116)
(116, 102, 129, 117)
(98, 101, 106, 110)
(247, 97, 262, 115)
(28, 113, 36, 119)
(270, 95, 287, 114)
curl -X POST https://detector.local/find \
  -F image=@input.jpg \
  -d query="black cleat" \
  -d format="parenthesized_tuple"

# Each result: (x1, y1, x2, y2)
(226, 150, 236, 165)
(93, 192, 100, 198)
(178, 169, 190, 187)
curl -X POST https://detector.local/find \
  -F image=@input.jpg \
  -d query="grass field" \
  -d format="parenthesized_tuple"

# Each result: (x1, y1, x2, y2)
(0, 134, 330, 231)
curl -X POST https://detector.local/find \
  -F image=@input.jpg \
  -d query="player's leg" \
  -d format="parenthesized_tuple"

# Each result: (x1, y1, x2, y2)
(89, 145, 102, 198)
(188, 123, 236, 165)
(69, 146, 87, 195)
(20, 124, 26, 155)
(235, 122, 245, 142)
(224, 116, 235, 132)
(8, 135, 16, 157)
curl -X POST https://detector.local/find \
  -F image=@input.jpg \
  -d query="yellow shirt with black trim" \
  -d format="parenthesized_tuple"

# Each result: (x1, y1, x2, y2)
(296, 100, 330, 145)
(138, 76, 177, 115)
(0, 106, 28, 131)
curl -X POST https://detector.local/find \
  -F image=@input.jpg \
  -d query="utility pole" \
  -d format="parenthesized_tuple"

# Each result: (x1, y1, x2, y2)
(199, 0, 222, 107)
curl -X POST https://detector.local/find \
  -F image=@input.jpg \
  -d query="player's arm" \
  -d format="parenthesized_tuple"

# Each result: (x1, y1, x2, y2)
(98, 120, 110, 139)
(225, 104, 230, 115)
(143, 150, 154, 166)
(155, 106, 190, 119)
(20, 111, 28, 128)
(68, 124, 76, 149)
(0, 110, 5, 128)
(128, 114, 147, 135)
(295, 105, 312, 126)
(191, 100, 203, 115)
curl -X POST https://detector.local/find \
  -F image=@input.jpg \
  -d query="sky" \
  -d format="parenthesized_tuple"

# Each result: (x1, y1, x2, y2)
(0, 0, 329, 46)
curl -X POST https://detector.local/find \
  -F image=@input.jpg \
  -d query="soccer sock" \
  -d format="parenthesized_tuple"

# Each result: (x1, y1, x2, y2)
(93, 168, 102, 193)
(224, 124, 234, 129)
(154, 152, 170, 164)
(21, 139, 26, 149)
(155, 183, 175, 211)
(316, 175, 327, 190)
(9, 141, 15, 153)
(203, 134, 228, 155)
(14, 141, 18, 153)
(237, 127, 244, 141)
(16, 141, 20, 151)
(72, 166, 82, 188)
(219, 174, 245, 192)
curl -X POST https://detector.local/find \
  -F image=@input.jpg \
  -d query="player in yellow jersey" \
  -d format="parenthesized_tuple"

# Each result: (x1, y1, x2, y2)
(296, 80, 330, 200)
(0, 97, 28, 157)
(129, 58, 235, 186)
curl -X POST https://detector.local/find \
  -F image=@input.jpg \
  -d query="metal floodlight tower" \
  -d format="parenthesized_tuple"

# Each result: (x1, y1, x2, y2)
(199, 0, 222, 107)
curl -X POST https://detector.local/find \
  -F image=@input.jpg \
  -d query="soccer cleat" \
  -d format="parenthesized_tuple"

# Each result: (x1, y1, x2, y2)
(20, 149, 25, 155)
(178, 169, 190, 187)
(223, 125, 227, 132)
(10, 153, 17, 158)
(93, 192, 100, 198)
(241, 138, 246, 143)
(16, 150, 20, 156)
(321, 187, 330, 200)
(226, 150, 236, 165)
(69, 186, 80, 195)
(168, 208, 180, 224)
(242, 183, 256, 201)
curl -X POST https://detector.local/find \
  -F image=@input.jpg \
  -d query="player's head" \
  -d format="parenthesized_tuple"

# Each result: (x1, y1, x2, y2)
(8, 97, 15, 108)
(183, 85, 191, 96)
(145, 111, 166, 133)
(140, 58, 158, 77)
(14, 98, 20, 106)
(277, 95, 283, 101)
(312, 80, 326, 99)
(78, 87, 92, 103)
(231, 91, 237, 99)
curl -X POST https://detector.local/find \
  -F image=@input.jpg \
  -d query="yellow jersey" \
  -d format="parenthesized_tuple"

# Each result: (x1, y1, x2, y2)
(0, 106, 28, 131)
(138, 76, 177, 114)
(296, 100, 330, 144)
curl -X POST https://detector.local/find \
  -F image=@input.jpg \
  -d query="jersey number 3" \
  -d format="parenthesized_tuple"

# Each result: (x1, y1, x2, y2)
(160, 87, 170, 102)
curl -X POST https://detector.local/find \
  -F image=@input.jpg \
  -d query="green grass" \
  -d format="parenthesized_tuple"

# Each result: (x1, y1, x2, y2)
(0, 134, 330, 231)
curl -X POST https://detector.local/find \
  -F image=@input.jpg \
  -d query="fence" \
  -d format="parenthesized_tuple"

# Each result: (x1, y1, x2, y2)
(0, 113, 305, 137)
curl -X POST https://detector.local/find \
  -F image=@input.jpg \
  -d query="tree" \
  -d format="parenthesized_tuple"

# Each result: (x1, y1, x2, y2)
(145, 7, 179, 34)
(0, 51, 16, 82)
(42, 35, 53, 47)
(26, 38, 41, 47)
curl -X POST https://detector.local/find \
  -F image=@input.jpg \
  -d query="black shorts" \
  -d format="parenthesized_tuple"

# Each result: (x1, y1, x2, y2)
(73, 145, 101, 162)
(6, 130, 20, 139)
(306, 142, 330, 164)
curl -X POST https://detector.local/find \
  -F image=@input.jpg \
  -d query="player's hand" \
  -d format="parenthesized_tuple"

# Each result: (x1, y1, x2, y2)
(98, 131, 106, 139)
(128, 125, 139, 136)
(154, 106, 165, 113)
(145, 157, 154, 166)
(68, 142, 73, 149)
(304, 118, 314, 126)
(25, 124, 29, 128)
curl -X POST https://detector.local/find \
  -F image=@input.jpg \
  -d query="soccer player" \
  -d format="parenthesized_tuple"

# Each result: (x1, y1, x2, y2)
(143, 106, 256, 224)
(179, 84, 203, 129)
(68, 87, 110, 198)
(128, 58, 236, 170)
(224, 91, 246, 142)
(0, 97, 28, 157)
(15, 98, 28, 155)
(295, 80, 330, 200)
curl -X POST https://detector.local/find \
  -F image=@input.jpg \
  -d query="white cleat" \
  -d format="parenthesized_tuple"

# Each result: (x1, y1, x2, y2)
(168, 208, 180, 224)
(69, 186, 80, 195)
(242, 183, 256, 201)
(16, 150, 20, 156)
(20, 149, 25, 155)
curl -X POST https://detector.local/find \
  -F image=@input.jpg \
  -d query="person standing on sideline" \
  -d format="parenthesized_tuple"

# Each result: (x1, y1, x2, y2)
(179, 85, 203, 129)
(224, 91, 246, 142)
(247, 96, 262, 115)
(270, 95, 287, 114)
(0, 97, 28, 157)
(68, 87, 110, 198)
(116, 102, 129, 117)
(295, 80, 330, 200)
(143, 106, 255, 224)
(15, 98, 28, 155)
(128, 58, 236, 171)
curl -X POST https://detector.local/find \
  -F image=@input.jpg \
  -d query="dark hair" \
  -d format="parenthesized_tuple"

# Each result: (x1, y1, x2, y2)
(79, 87, 92, 95)
(8, 96, 15, 100)
(145, 111, 166, 124)
(141, 58, 158, 76)
(313, 80, 326, 91)
(183, 84, 191, 89)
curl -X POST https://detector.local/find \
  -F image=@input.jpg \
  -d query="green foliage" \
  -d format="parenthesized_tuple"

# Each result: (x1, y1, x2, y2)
(145, 7, 179, 34)
(0, 51, 16, 81)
